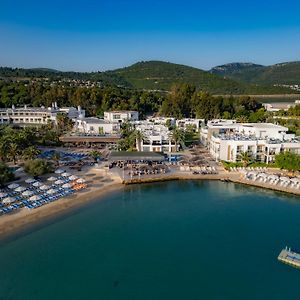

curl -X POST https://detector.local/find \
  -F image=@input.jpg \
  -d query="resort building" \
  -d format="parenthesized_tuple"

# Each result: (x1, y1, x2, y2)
(134, 122, 178, 153)
(0, 103, 85, 126)
(104, 111, 139, 123)
(146, 116, 176, 126)
(208, 123, 300, 163)
(176, 118, 204, 132)
(74, 117, 121, 135)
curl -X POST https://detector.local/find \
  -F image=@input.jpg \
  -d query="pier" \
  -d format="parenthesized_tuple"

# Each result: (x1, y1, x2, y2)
(278, 247, 300, 268)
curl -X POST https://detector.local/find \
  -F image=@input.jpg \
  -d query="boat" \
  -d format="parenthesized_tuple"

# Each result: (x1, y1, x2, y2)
(278, 246, 300, 268)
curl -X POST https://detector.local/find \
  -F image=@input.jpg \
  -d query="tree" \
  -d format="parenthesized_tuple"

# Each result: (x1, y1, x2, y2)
(89, 150, 101, 162)
(51, 152, 61, 167)
(238, 151, 252, 167)
(56, 113, 74, 133)
(275, 152, 300, 171)
(169, 128, 185, 152)
(24, 159, 53, 178)
(0, 163, 15, 187)
(133, 130, 145, 152)
(23, 146, 41, 160)
(8, 143, 19, 164)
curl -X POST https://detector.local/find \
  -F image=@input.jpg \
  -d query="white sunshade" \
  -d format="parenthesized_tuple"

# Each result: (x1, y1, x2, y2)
(62, 172, 71, 177)
(47, 189, 58, 195)
(257, 173, 267, 178)
(47, 176, 57, 181)
(33, 181, 42, 187)
(55, 169, 65, 174)
(39, 185, 50, 191)
(280, 176, 290, 182)
(15, 186, 27, 192)
(69, 175, 78, 180)
(8, 183, 20, 189)
(62, 183, 72, 189)
(29, 195, 42, 201)
(0, 192, 8, 198)
(25, 178, 36, 184)
(22, 190, 34, 197)
(290, 178, 300, 184)
(54, 180, 64, 185)
(2, 197, 15, 204)
(76, 178, 86, 184)
(268, 175, 279, 180)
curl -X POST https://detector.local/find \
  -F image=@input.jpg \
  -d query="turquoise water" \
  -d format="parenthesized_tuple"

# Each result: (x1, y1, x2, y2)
(1, 181, 300, 300)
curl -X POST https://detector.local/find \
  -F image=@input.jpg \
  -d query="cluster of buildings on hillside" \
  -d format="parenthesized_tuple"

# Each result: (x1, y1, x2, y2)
(0, 104, 300, 164)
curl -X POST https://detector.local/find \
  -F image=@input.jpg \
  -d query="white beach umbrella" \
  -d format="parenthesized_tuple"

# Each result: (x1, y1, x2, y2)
(280, 176, 290, 182)
(29, 195, 41, 201)
(22, 190, 34, 197)
(15, 186, 27, 192)
(55, 169, 65, 174)
(47, 176, 57, 182)
(62, 172, 71, 177)
(33, 181, 42, 187)
(2, 197, 15, 204)
(290, 178, 300, 184)
(39, 185, 50, 191)
(8, 183, 20, 189)
(47, 189, 58, 195)
(76, 178, 86, 184)
(62, 183, 72, 189)
(0, 192, 8, 198)
(268, 175, 279, 180)
(54, 180, 64, 185)
(25, 178, 36, 184)
(257, 173, 267, 178)
(69, 175, 78, 181)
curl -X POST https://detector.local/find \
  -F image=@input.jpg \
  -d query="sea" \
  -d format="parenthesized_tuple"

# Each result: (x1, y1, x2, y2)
(0, 180, 300, 300)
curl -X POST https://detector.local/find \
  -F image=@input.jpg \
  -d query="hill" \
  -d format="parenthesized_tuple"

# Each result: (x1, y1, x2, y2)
(210, 61, 300, 85)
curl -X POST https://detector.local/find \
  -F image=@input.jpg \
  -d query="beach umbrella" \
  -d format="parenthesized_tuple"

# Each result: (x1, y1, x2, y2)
(62, 172, 71, 177)
(55, 169, 65, 174)
(2, 197, 15, 204)
(32, 181, 42, 187)
(8, 183, 20, 189)
(29, 195, 41, 201)
(15, 186, 27, 192)
(268, 175, 279, 181)
(47, 176, 57, 181)
(62, 183, 72, 189)
(257, 173, 267, 178)
(0, 192, 8, 198)
(39, 185, 50, 191)
(22, 190, 34, 197)
(25, 178, 36, 184)
(290, 178, 300, 184)
(280, 176, 290, 182)
(69, 175, 78, 180)
(47, 189, 58, 195)
(76, 178, 86, 184)
(54, 180, 64, 185)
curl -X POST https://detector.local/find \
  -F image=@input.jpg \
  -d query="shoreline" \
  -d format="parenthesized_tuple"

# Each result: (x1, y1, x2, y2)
(1, 171, 299, 241)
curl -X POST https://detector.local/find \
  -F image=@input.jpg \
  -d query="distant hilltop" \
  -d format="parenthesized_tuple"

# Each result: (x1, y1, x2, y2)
(1, 60, 300, 94)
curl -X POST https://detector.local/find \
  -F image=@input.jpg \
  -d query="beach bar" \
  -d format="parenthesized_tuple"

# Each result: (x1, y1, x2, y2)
(278, 247, 300, 268)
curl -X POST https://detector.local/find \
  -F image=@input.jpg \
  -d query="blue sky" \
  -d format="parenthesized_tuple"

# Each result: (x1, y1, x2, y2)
(1, 0, 300, 71)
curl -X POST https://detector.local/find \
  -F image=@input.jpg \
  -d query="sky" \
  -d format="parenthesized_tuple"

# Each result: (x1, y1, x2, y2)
(0, 0, 300, 71)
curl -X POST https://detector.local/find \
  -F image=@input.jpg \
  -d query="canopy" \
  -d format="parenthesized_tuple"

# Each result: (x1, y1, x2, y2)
(39, 185, 50, 191)
(54, 180, 64, 185)
(55, 169, 65, 174)
(0, 192, 8, 198)
(8, 183, 20, 189)
(280, 176, 290, 182)
(62, 183, 72, 189)
(25, 178, 36, 184)
(257, 173, 267, 178)
(76, 178, 86, 183)
(22, 190, 34, 197)
(290, 178, 300, 184)
(47, 189, 58, 195)
(2, 197, 15, 204)
(47, 177, 57, 181)
(15, 186, 27, 192)
(268, 175, 279, 180)
(33, 181, 42, 187)
(69, 175, 78, 180)
(62, 172, 71, 177)
(29, 195, 41, 201)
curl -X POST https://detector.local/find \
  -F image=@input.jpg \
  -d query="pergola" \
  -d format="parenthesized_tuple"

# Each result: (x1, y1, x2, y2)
(109, 151, 165, 162)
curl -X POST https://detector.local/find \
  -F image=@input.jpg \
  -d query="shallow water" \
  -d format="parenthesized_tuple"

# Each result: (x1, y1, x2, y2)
(0, 181, 300, 300)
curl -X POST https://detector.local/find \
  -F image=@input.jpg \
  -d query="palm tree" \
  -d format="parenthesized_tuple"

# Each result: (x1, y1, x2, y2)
(0, 141, 9, 162)
(51, 152, 61, 167)
(23, 146, 41, 160)
(89, 150, 101, 162)
(8, 143, 19, 165)
(133, 130, 145, 152)
(238, 151, 252, 167)
(169, 128, 185, 152)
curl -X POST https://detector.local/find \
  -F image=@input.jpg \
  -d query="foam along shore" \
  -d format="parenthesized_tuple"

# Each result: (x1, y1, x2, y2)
(0, 169, 123, 239)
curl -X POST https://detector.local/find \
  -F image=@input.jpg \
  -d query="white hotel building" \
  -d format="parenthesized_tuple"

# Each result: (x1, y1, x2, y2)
(203, 121, 300, 163)
(74, 117, 120, 135)
(0, 103, 85, 126)
(104, 111, 139, 123)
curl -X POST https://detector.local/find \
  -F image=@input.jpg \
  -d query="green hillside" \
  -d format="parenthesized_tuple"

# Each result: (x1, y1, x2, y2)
(210, 61, 300, 85)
